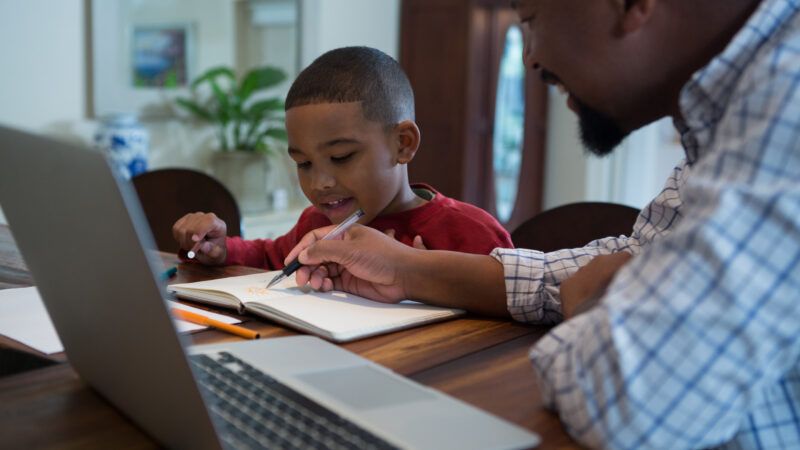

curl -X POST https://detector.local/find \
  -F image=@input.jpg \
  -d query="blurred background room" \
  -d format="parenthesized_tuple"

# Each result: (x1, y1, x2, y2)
(0, 0, 684, 240)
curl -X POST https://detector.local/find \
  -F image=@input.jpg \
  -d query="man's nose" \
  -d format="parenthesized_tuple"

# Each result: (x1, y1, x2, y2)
(522, 31, 539, 71)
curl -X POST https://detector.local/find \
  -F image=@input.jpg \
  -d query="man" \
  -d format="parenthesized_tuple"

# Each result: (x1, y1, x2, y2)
(285, 0, 800, 447)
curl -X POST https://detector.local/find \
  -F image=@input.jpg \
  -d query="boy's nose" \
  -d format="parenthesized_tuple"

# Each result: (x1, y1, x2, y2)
(311, 170, 336, 190)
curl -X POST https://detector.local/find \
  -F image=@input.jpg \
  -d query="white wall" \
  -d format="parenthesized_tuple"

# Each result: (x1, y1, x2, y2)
(300, 0, 400, 65)
(0, 0, 86, 132)
(543, 88, 684, 211)
(542, 88, 588, 210)
(0, 0, 88, 225)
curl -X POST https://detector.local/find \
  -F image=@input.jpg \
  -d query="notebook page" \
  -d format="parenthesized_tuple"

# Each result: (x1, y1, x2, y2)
(168, 272, 297, 304)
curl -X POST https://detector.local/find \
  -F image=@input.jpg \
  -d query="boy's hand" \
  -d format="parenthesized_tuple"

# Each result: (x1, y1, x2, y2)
(559, 252, 632, 319)
(384, 229, 427, 249)
(284, 225, 414, 303)
(172, 212, 228, 265)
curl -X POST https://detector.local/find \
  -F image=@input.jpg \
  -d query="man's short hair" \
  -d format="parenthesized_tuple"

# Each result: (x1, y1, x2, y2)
(285, 46, 415, 125)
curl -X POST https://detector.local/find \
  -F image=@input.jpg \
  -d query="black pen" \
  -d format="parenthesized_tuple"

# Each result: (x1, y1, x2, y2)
(266, 209, 365, 289)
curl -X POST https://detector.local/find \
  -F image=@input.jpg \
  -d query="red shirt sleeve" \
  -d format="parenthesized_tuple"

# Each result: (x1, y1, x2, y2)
(224, 207, 330, 270)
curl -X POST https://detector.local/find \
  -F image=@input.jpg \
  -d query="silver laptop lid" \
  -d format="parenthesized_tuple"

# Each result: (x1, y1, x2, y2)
(0, 126, 223, 450)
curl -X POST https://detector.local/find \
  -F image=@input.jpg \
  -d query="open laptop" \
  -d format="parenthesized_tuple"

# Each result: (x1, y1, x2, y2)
(0, 126, 540, 450)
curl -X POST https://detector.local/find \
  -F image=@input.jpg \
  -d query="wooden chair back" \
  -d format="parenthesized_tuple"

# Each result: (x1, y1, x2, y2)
(131, 168, 241, 253)
(511, 202, 640, 252)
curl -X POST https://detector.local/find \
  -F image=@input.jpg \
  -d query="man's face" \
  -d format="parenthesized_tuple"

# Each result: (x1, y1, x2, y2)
(516, 0, 654, 155)
(286, 102, 405, 224)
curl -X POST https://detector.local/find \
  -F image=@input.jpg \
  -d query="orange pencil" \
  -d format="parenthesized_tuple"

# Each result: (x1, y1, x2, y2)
(171, 308, 260, 340)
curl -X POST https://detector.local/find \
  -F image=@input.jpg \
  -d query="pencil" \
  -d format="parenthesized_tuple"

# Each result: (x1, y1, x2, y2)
(171, 308, 260, 340)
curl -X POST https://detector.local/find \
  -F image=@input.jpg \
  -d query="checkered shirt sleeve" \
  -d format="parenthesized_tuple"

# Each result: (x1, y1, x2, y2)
(491, 160, 687, 325)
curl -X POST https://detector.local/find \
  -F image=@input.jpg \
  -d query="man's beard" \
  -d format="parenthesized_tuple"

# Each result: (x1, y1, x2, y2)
(573, 95, 628, 157)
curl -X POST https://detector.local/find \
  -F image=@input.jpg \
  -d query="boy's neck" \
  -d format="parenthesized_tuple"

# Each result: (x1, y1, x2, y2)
(380, 179, 429, 216)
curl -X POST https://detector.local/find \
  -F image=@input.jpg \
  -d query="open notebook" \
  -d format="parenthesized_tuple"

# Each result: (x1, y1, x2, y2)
(167, 271, 464, 342)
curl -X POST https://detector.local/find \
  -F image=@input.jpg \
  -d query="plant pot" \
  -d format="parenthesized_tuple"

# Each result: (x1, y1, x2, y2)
(211, 151, 270, 213)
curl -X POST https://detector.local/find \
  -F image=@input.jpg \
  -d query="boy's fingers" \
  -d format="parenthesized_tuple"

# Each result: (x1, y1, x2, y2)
(203, 241, 224, 261)
(384, 229, 396, 239)
(412, 235, 426, 250)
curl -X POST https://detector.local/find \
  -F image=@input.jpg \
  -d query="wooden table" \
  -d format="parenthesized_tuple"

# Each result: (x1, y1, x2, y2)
(0, 225, 577, 449)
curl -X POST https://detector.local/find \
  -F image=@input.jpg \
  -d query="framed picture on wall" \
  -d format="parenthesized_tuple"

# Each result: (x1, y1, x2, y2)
(131, 24, 194, 89)
(91, 1, 201, 118)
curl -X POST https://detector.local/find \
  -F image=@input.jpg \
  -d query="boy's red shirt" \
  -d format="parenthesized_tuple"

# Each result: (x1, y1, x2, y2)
(224, 183, 514, 270)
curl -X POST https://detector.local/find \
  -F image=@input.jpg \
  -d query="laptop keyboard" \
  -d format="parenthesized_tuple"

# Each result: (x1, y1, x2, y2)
(189, 352, 399, 450)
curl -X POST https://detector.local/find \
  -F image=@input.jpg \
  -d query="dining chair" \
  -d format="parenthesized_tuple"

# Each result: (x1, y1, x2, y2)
(132, 168, 242, 253)
(511, 202, 640, 252)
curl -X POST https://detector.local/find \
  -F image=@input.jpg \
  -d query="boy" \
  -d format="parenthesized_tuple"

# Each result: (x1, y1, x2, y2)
(172, 46, 512, 269)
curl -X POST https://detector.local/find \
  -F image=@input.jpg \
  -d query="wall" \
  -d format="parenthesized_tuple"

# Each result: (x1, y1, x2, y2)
(0, 0, 88, 225)
(542, 88, 588, 210)
(0, 0, 86, 133)
(543, 88, 684, 211)
(300, 0, 400, 65)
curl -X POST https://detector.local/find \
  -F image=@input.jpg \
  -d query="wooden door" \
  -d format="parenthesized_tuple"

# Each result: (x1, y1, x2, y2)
(400, 0, 548, 230)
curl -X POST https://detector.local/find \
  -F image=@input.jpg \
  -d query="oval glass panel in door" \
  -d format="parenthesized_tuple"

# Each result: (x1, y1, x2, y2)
(493, 25, 526, 223)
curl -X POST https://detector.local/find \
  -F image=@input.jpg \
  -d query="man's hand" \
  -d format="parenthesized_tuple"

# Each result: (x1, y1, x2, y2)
(559, 252, 632, 319)
(172, 212, 228, 265)
(284, 225, 418, 303)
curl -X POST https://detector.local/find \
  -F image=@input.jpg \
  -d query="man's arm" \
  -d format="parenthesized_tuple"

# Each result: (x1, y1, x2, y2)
(493, 160, 687, 324)
(289, 161, 688, 323)
(529, 83, 800, 448)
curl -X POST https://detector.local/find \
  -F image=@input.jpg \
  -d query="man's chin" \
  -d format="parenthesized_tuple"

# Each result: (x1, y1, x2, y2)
(574, 98, 628, 157)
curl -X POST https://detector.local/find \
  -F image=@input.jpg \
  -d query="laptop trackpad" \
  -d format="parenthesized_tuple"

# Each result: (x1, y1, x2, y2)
(297, 365, 434, 410)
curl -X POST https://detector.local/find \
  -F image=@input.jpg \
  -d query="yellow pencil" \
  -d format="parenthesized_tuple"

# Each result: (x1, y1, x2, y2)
(171, 308, 260, 340)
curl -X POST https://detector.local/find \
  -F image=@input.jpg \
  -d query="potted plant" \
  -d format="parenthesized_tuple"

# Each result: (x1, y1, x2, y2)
(175, 65, 288, 213)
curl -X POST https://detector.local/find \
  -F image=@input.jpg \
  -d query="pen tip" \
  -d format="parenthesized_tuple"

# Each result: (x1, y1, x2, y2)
(266, 275, 283, 289)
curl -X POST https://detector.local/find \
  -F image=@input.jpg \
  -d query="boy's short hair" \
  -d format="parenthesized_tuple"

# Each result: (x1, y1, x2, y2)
(285, 46, 415, 125)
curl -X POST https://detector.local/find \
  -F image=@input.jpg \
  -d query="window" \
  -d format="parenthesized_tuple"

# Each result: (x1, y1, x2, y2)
(492, 25, 526, 223)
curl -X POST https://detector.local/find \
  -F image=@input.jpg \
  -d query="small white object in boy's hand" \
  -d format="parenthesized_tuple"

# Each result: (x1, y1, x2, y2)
(187, 251, 196, 259)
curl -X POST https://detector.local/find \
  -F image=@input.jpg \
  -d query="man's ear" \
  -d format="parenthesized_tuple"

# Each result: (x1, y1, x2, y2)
(617, 0, 657, 35)
(393, 120, 421, 164)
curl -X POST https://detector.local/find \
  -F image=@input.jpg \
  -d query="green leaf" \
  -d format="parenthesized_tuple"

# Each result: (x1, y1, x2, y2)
(210, 80, 230, 123)
(255, 140, 273, 155)
(191, 66, 235, 90)
(175, 97, 214, 121)
(247, 98, 285, 118)
(263, 127, 288, 142)
(239, 67, 287, 101)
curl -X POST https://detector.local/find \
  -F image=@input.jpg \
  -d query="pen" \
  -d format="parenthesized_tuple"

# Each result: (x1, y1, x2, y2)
(171, 308, 260, 340)
(187, 241, 201, 259)
(266, 208, 365, 289)
(160, 266, 178, 281)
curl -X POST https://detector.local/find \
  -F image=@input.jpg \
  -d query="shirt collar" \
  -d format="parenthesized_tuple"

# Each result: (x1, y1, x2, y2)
(676, 0, 800, 163)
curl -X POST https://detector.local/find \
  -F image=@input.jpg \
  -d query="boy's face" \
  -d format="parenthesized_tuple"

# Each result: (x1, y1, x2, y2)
(286, 102, 411, 224)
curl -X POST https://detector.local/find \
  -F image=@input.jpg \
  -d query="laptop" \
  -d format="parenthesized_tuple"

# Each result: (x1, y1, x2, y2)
(0, 126, 540, 450)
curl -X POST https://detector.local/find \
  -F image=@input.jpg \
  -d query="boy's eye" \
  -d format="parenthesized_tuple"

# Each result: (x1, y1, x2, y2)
(331, 153, 354, 164)
(296, 161, 311, 169)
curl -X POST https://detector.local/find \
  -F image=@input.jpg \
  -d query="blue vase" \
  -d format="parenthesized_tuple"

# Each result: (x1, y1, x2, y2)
(94, 113, 149, 179)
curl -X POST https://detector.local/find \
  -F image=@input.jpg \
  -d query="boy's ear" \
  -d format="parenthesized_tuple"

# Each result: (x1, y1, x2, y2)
(393, 120, 421, 164)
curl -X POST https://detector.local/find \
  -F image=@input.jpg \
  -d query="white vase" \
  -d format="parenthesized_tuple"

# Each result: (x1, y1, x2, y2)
(211, 151, 269, 213)
(94, 113, 149, 179)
